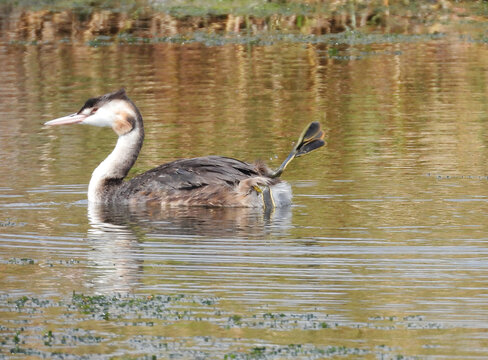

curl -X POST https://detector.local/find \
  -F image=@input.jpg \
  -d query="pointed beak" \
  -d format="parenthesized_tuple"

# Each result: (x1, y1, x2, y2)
(44, 113, 87, 126)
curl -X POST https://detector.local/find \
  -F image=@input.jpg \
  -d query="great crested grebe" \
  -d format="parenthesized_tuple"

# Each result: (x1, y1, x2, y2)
(44, 89, 324, 208)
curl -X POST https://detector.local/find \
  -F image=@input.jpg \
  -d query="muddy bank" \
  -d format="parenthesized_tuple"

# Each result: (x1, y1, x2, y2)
(0, 0, 480, 43)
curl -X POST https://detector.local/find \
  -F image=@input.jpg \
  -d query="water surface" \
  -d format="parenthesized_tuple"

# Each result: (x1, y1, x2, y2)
(1, 33, 488, 358)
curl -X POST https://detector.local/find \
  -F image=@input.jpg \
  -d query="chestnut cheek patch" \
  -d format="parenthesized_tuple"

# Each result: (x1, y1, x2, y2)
(113, 113, 135, 135)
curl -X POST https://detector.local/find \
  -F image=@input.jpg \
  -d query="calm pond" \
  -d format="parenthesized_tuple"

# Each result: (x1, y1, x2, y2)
(1, 30, 488, 359)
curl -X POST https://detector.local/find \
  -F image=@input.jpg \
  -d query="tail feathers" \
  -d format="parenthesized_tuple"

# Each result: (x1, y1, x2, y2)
(271, 121, 325, 178)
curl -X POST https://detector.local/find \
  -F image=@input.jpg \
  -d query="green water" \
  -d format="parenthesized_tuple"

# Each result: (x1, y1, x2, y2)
(1, 30, 488, 359)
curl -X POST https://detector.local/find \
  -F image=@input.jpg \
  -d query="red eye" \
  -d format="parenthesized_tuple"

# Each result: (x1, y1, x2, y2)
(91, 108, 98, 114)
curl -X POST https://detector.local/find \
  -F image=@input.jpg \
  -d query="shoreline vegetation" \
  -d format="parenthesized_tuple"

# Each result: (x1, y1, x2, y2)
(1, 0, 488, 44)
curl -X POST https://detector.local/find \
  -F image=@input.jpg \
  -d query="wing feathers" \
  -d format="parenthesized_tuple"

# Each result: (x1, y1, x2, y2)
(117, 156, 266, 199)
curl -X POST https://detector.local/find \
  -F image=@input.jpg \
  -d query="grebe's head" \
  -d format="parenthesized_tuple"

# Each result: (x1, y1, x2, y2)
(44, 89, 139, 136)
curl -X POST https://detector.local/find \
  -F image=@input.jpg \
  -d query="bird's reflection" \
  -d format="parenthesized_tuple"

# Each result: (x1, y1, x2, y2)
(86, 203, 142, 294)
(85, 202, 293, 294)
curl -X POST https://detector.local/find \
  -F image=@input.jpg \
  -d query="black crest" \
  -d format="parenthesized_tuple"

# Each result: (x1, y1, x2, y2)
(77, 88, 128, 114)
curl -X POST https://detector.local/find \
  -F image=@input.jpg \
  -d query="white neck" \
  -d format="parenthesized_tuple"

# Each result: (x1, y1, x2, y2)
(88, 127, 143, 203)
